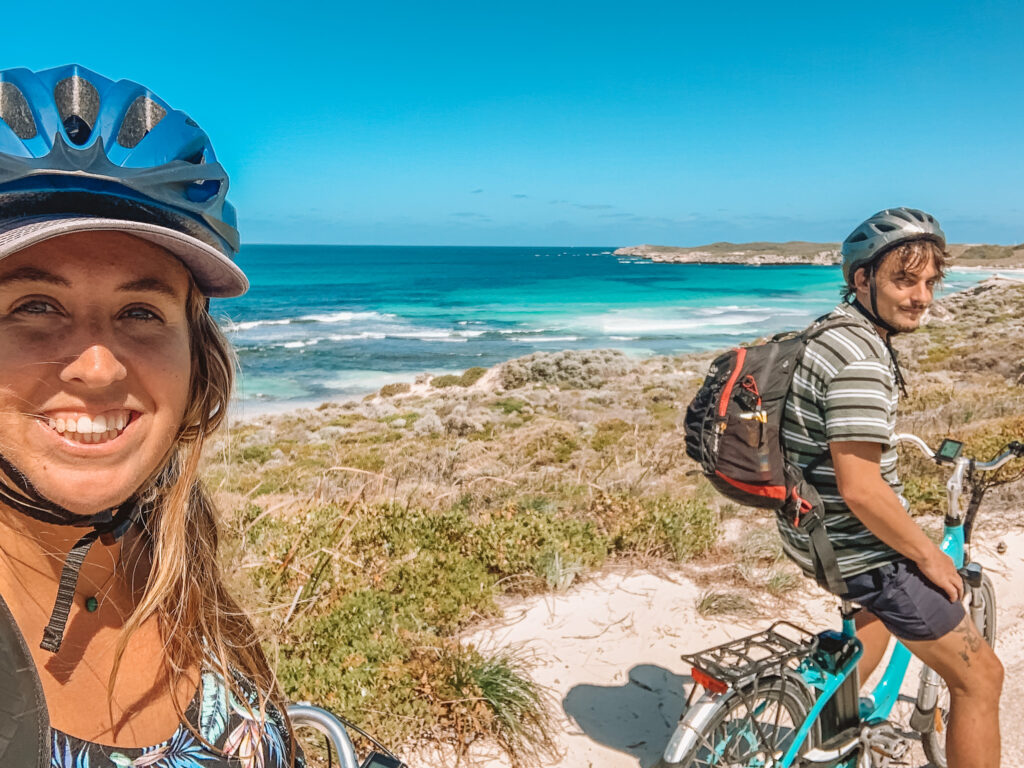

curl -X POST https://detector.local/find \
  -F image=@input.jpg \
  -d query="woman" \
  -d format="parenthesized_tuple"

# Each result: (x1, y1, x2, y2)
(0, 65, 303, 767)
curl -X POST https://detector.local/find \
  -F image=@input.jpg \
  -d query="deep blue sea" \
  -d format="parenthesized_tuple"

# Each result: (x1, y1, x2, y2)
(211, 245, 1003, 411)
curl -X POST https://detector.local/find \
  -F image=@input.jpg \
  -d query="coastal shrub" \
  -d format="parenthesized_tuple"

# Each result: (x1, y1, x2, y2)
(494, 397, 527, 414)
(432, 366, 488, 389)
(618, 494, 719, 562)
(238, 444, 273, 464)
(443, 404, 487, 435)
(696, 589, 757, 618)
(590, 418, 632, 452)
(460, 366, 488, 386)
(521, 424, 579, 465)
(536, 548, 583, 591)
(413, 410, 443, 435)
(379, 382, 411, 397)
(454, 647, 558, 767)
(733, 526, 784, 563)
(498, 349, 630, 390)
(431, 374, 462, 388)
(326, 413, 360, 428)
(472, 506, 607, 587)
(766, 567, 802, 596)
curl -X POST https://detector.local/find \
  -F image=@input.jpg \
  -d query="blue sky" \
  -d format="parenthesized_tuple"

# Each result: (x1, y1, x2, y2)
(4, 1, 1023, 245)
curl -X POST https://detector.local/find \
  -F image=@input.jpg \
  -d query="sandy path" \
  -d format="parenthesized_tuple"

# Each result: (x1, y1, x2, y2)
(424, 528, 1024, 768)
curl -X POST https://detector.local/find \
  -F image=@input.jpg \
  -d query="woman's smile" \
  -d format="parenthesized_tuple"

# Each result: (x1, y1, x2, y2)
(38, 409, 139, 447)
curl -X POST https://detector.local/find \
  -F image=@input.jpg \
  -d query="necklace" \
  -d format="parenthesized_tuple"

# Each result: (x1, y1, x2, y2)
(82, 566, 118, 613)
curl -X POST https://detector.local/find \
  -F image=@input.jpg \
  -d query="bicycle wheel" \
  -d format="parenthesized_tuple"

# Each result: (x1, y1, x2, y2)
(655, 674, 817, 768)
(920, 573, 996, 768)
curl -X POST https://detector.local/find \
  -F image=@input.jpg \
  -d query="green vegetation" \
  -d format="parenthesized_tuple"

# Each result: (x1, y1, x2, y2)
(209, 279, 1024, 765)
(431, 366, 488, 388)
(210, 353, 729, 761)
(696, 590, 757, 617)
(379, 382, 411, 397)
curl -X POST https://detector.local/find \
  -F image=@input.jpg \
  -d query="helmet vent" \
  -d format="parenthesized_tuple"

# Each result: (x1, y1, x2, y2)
(847, 231, 868, 243)
(54, 76, 99, 145)
(117, 95, 167, 149)
(875, 223, 898, 232)
(0, 81, 37, 140)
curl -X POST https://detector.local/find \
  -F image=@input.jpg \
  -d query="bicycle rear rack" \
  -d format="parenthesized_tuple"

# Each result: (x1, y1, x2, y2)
(683, 620, 818, 693)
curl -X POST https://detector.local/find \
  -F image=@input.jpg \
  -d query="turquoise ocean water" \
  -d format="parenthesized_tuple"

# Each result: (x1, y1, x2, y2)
(212, 245, 1003, 411)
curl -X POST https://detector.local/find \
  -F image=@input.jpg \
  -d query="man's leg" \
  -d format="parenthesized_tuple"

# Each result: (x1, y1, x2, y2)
(903, 614, 1004, 768)
(854, 610, 891, 682)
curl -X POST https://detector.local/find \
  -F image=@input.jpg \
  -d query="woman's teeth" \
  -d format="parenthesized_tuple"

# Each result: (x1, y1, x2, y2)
(47, 412, 130, 444)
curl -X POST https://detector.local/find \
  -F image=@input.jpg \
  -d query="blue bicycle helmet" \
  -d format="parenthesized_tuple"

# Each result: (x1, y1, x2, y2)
(0, 64, 246, 296)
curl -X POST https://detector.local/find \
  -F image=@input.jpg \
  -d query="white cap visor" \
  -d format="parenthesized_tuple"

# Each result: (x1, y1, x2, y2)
(0, 214, 249, 297)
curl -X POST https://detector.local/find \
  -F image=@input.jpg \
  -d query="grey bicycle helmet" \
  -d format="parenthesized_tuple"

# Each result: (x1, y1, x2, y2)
(841, 207, 945, 285)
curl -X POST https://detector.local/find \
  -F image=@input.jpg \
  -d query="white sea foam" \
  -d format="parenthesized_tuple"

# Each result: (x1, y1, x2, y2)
(225, 318, 294, 332)
(507, 335, 580, 342)
(224, 310, 394, 333)
(575, 313, 769, 335)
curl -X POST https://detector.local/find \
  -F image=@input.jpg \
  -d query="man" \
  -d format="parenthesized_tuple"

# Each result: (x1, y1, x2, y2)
(780, 208, 1003, 768)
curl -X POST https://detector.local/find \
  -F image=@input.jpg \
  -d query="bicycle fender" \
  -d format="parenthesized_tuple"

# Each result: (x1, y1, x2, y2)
(661, 692, 725, 763)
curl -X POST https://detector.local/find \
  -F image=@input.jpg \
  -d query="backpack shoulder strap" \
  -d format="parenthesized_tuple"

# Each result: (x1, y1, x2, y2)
(0, 591, 49, 767)
(800, 314, 864, 343)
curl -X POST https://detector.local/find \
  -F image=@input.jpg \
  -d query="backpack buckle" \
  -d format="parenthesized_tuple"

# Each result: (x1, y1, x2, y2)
(790, 489, 815, 526)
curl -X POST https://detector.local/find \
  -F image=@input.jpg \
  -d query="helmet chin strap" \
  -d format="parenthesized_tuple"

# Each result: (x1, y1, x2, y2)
(0, 453, 144, 653)
(849, 265, 909, 398)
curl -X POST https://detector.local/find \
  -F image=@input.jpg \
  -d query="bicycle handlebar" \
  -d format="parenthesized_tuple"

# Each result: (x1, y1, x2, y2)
(893, 433, 1024, 471)
(286, 703, 360, 768)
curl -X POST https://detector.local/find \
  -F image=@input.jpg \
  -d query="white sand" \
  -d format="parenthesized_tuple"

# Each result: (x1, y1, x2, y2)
(418, 528, 1024, 768)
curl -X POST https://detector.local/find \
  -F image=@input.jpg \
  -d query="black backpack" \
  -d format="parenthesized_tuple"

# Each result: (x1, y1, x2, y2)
(684, 315, 858, 594)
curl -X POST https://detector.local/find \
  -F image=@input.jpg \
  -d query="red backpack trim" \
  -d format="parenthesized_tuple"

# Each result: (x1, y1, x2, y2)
(717, 347, 747, 418)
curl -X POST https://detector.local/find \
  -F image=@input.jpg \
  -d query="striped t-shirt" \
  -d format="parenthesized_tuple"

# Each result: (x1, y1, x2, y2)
(778, 302, 905, 580)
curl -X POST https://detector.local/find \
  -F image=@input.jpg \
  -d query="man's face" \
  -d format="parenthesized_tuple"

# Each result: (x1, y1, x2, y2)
(854, 251, 940, 334)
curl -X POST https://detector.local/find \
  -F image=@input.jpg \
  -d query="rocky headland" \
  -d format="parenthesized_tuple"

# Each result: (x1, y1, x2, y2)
(615, 241, 1024, 268)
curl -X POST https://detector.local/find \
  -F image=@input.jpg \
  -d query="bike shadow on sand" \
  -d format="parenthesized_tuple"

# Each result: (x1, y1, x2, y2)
(563, 664, 691, 767)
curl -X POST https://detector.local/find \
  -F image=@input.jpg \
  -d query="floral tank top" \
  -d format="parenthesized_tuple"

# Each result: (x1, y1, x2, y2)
(50, 668, 305, 768)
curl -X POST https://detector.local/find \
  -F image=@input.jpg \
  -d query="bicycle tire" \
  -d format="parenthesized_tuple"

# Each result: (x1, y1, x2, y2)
(920, 573, 996, 768)
(655, 674, 817, 768)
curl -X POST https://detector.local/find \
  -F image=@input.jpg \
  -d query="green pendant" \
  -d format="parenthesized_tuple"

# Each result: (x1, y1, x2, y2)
(85, 596, 99, 613)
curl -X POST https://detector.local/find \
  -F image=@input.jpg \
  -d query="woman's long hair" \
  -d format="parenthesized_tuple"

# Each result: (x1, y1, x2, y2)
(110, 283, 291, 752)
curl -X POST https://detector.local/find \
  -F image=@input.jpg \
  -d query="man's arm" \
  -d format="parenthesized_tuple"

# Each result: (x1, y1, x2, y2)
(830, 440, 963, 602)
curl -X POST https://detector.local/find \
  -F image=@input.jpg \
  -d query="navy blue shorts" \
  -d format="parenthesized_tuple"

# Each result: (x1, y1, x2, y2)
(841, 559, 965, 642)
